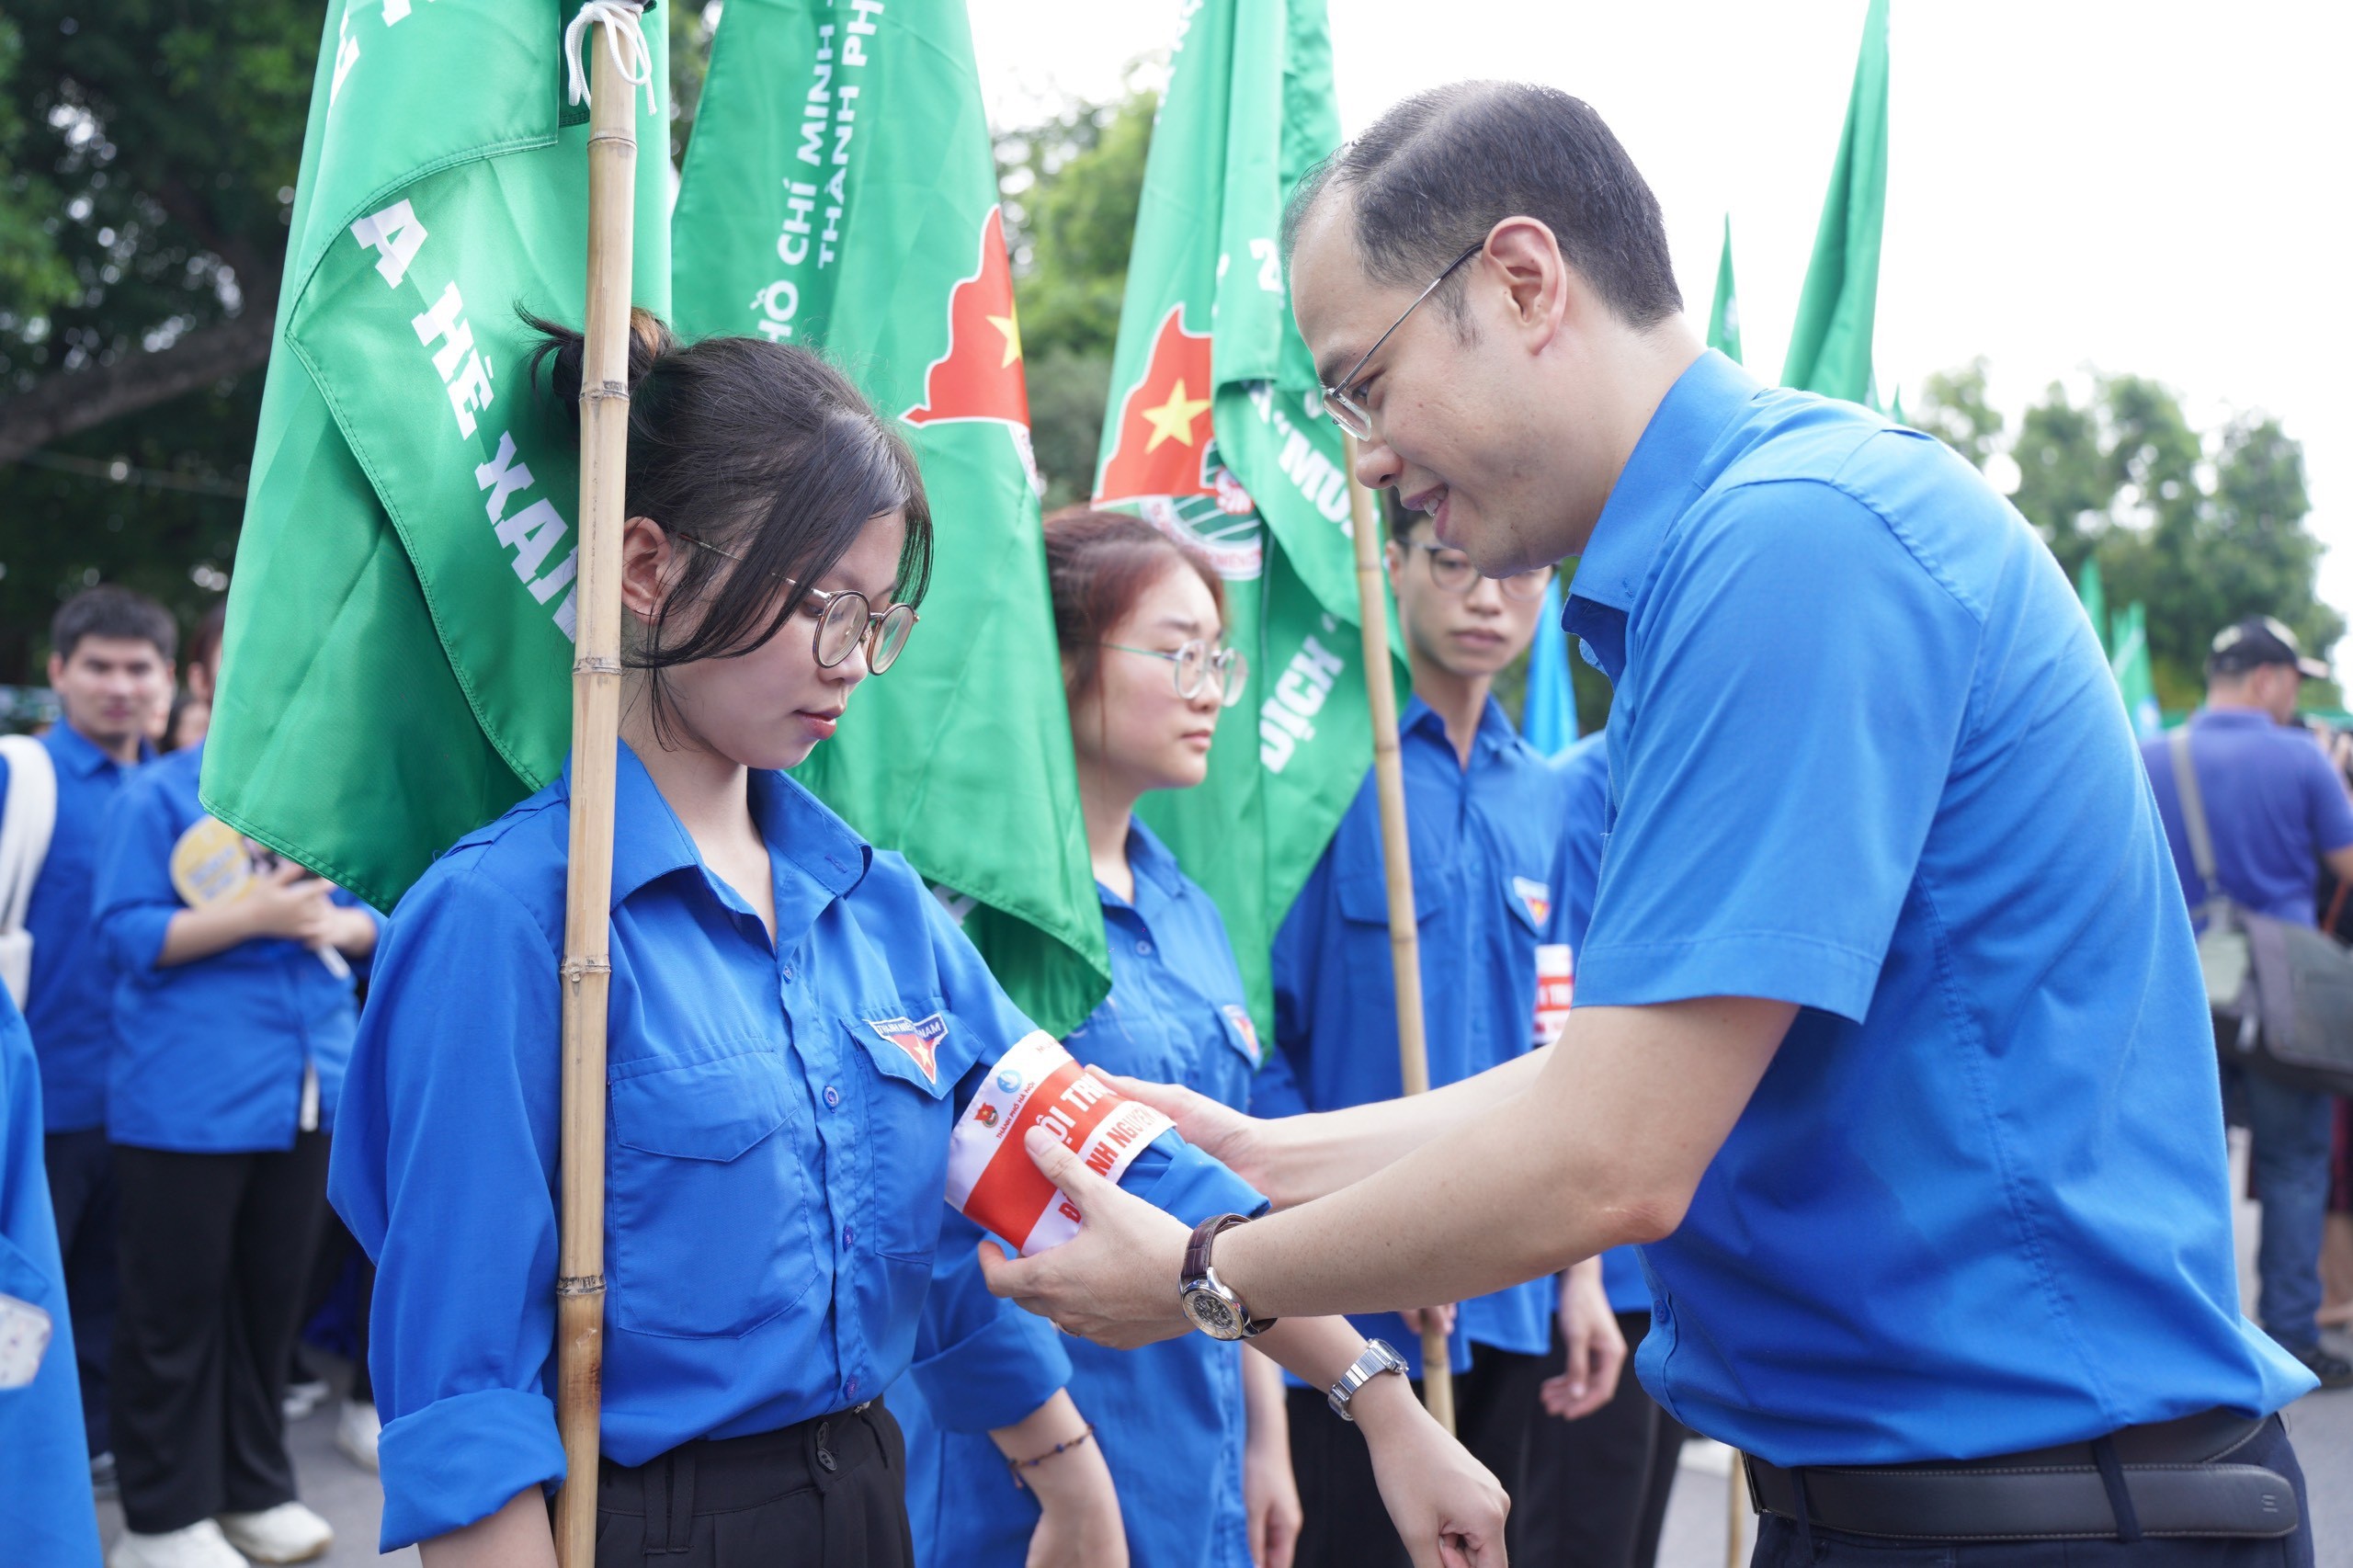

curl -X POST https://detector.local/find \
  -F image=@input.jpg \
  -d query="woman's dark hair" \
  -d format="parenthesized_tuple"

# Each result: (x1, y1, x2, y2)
(186, 600, 226, 676)
(1043, 508, 1225, 706)
(523, 307, 932, 702)
(1283, 81, 1681, 330)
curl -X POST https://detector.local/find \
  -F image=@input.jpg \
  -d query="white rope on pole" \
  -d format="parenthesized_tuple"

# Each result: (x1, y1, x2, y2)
(563, 0, 658, 114)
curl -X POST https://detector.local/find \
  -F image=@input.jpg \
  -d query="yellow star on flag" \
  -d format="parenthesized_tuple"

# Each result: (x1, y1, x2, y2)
(1142, 378, 1211, 452)
(987, 308, 1022, 369)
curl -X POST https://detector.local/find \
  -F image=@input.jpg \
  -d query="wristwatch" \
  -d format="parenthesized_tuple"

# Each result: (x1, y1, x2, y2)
(1177, 1213, 1276, 1340)
(1327, 1337, 1409, 1422)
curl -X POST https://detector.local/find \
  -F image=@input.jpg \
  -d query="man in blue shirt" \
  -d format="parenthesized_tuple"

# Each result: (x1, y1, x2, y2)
(1250, 505, 1593, 1566)
(0, 585, 174, 1484)
(986, 81, 2318, 1567)
(2141, 616, 2353, 1388)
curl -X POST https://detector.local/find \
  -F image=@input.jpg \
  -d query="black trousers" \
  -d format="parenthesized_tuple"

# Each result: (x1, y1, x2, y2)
(1516, 1311, 1687, 1568)
(1287, 1343, 1548, 1568)
(110, 1135, 329, 1534)
(296, 1208, 373, 1404)
(590, 1402, 914, 1568)
(1749, 1414, 2313, 1568)
(44, 1126, 119, 1456)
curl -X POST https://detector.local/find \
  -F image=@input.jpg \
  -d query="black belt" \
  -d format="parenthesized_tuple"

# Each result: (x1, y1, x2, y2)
(1744, 1410, 2300, 1542)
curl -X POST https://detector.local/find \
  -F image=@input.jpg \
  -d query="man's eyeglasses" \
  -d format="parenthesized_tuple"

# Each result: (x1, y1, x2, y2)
(675, 532, 918, 673)
(1100, 639, 1250, 708)
(1320, 241, 1484, 440)
(1404, 540, 1552, 603)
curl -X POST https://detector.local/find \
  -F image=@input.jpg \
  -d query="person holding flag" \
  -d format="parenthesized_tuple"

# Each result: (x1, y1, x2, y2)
(1250, 501, 1617, 1567)
(330, 319, 1506, 1568)
(981, 80, 2319, 1568)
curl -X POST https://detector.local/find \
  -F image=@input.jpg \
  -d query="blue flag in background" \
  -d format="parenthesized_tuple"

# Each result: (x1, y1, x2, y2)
(1523, 577, 1579, 757)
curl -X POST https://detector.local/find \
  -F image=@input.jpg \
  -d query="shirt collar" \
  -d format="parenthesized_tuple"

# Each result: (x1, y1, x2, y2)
(1116, 819, 1189, 910)
(2191, 708, 2276, 729)
(1566, 349, 1760, 620)
(1401, 693, 1517, 764)
(48, 721, 149, 778)
(572, 745, 872, 917)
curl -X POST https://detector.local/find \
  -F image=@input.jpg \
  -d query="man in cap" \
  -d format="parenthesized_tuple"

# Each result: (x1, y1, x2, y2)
(2142, 615, 2353, 1389)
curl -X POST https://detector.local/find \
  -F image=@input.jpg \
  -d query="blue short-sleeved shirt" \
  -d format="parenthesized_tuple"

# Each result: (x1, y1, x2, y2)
(0, 724, 153, 1132)
(1256, 697, 1563, 1376)
(1563, 349, 2312, 1466)
(92, 742, 376, 1153)
(1543, 733, 1646, 1316)
(330, 746, 1262, 1551)
(0, 985, 102, 1566)
(2141, 709, 2353, 926)
(901, 823, 1264, 1568)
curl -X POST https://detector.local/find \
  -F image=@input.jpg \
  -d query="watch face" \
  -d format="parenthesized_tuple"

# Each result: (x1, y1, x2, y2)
(1181, 1287, 1242, 1340)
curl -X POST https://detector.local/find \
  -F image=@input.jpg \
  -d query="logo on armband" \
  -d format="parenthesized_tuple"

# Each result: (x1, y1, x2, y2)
(947, 1032, 1176, 1256)
(870, 1014, 949, 1085)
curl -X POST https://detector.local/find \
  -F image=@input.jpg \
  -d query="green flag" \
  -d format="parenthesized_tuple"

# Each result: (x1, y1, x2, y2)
(204, 0, 672, 910)
(669, 0, 1106, 1032)
(1782, 0, 1888, 404)
(2112, 601, 2163, 739)
(1707, 216, 1743, 364)
(1095, 0, 1384, 1031)
(2076, 557, 2110, 660)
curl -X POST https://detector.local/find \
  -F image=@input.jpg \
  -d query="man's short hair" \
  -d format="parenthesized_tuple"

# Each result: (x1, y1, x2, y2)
(1283, 81, 1682, 330)
(51, 585, 176, 665)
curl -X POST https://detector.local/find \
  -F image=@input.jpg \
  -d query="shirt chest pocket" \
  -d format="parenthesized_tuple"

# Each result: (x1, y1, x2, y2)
(842, 1003, 984, 1262)
(1336, 865, 1447, 929)
(607, 1048, 823, 1340)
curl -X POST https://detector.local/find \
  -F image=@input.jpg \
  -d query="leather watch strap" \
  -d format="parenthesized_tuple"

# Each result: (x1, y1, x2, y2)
(1185, 1213, 1250, 1282)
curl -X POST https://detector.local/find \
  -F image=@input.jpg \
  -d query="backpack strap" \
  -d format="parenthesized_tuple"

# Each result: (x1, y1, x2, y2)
(0, 733, 58, 938)
(2166, 725, 2225, 920)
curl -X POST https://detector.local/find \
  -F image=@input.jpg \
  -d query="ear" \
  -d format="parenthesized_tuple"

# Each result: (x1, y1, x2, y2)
(1384, 537, 1407, 597)
(1482, 216, 1572, 350)
(619, 515, 677, 627)
(45, 652, 64, 687)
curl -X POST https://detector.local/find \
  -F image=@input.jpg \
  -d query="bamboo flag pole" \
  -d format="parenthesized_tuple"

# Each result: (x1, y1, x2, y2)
(1727, 1452, 1749, 1568)
(1344, 442, 1455, 1434)
(552, 10, 640, 1563)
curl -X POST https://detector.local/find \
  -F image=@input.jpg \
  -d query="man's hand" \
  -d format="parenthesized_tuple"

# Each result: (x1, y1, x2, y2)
(1091, 1069, 1277, 1195)
(1398, 1303, 1457, 1337)
(1352, 1375, 1509, 1568)
(977, 1128, 1195, 1347)
(1540, 1259, 1626, 1421)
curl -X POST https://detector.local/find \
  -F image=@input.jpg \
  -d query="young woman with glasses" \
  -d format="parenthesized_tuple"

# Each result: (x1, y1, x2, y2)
(895, 510, 1506, 1568)
(331, 322, 1499, 1568)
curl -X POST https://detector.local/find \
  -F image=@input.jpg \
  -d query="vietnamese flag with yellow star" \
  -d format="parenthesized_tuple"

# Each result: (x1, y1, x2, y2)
(1096, 0, 1386, 1032)
(671, 0, 1108, 1033)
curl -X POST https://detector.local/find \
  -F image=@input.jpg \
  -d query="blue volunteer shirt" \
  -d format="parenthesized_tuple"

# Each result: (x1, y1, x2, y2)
(2141, 708, 2353, 926)
(92, 742, 376, 1153)
(0, 724, 153, 1132)
(901, 823, 1264, 1568)
(1543, 733, 1646, 1317)
(1256, 696, 1563, 1377)
(331, 747, 1263, 1551)
(1563, 349, 2312, 1465)
(0, 985, 102, 1567)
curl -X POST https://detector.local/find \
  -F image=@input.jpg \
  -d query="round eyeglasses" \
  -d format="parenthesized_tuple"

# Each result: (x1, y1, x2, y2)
(1406, 540, 1552, 602)
(1101, 639, 1250, 708)
(675, 532, 918, 673)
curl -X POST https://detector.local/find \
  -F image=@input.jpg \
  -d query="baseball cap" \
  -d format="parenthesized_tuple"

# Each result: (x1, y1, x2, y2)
(2207, 616, 2331, 680)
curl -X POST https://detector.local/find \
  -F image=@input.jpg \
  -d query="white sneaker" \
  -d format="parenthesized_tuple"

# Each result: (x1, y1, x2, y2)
(280, 1378, 330, 1420)
(335, 1399, 381, 1472)
(107, 1519, 246, 1568)
(215, 1501, 335, 1564)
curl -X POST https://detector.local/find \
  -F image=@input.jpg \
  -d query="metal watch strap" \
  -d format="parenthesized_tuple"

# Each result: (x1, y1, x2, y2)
(1328, 1338, 1408, 1422)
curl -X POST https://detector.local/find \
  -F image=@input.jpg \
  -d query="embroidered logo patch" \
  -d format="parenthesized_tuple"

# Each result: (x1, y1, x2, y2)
(1222, 1004, 1261, 1061)
(870, 1014, 949, 1085)
(1512, 875, 1552, 929)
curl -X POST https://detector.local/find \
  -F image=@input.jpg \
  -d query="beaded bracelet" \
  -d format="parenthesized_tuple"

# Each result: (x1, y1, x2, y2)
(1008, 1423, 1097, 1490)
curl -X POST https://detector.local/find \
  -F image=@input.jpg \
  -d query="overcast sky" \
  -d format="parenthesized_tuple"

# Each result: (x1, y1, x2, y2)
(968, 0, 2353, 651)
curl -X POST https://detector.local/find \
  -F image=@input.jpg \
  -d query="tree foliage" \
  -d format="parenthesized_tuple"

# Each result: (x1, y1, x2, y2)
(1917, 368, 2338, 709)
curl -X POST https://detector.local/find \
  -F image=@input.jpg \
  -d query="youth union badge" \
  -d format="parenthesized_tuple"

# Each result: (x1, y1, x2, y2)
(870, 1014, 949, 1085)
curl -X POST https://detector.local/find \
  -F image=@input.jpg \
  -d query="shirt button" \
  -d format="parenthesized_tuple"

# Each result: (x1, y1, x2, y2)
(843, 1223, 857, 1248)
(1136, 938, 1153, 955)
(823, 1085, 841, 1109)
(844, 1376, 860, 1400)
(781, 963, 795, 983)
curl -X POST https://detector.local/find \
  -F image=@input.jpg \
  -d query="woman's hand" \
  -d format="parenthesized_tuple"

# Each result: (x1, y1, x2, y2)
(1398, 1303, 1457, 1338)
(1352, 1375, 1508, 1568)
(1091, 1068, 1270, 1188)
(1243, 1350, 1302, 1568)
(1540, 1259, 1626, 1421)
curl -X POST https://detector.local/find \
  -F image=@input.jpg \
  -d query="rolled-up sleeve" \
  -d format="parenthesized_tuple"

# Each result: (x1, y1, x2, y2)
(329, 867, 567, 1551)
(1577, 479, 1978, 1022)
(90, 775, 184, 973)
